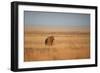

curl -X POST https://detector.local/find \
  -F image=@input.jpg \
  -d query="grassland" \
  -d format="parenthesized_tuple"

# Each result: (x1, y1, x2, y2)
(24, 28, 90, 62)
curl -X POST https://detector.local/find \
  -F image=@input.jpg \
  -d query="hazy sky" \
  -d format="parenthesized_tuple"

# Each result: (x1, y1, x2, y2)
(24, 11, 90, 28)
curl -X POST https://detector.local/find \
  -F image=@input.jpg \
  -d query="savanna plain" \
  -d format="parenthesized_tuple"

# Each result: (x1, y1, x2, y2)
(24, 27, 90, 62)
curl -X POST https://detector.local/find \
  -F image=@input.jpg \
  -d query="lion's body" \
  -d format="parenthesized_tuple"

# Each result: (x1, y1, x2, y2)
(45, 36, 54, 46)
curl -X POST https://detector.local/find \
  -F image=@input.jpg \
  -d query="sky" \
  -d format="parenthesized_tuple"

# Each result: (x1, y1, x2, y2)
(24, 11, 90, 29)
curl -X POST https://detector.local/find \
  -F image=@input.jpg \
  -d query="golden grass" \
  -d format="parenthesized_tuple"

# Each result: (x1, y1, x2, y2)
(24, 29, 90, 62)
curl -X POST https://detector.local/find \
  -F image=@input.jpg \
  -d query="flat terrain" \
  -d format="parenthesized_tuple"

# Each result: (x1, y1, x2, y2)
(24, 29, 90, 62)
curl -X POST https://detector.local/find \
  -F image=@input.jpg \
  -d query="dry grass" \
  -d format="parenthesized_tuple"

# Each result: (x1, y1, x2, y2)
(24, 29, 90, 62)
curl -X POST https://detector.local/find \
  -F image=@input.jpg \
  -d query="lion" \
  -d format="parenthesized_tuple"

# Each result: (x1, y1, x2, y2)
(45, 36, 54, 46)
